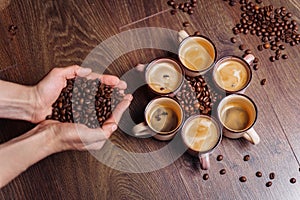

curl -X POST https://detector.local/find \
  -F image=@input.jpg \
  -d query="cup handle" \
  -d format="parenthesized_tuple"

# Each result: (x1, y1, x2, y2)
(178, 30, 190, 43)
(243, 54, 255, 66)
(132, 122, 156, 137)
(199, 153, 210, 170)
(243, 128, 260, 145)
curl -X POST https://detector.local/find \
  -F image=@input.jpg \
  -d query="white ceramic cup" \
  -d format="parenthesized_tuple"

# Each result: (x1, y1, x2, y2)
(217, 94, 260, 145)
(132, 97, 184, 141)
(178, 30, 217, 76)
(181, 115, 222, 170)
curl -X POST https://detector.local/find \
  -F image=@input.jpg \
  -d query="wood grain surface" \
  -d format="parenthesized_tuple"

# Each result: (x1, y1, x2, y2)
(0, 0, 299, 199)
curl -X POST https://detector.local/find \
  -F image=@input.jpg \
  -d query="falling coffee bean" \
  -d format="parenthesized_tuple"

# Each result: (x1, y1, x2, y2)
(282, 54, 288, 59)
(261, 79, 267, 85)
(203, 173, 209, 180)
(239, 176, 247, 182)
(239, 44, 246, 50)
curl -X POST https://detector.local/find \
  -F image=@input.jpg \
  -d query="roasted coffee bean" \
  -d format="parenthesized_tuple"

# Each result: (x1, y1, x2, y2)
(217, 155, 223, 161)
(257, 45, 264, 51)
(230, 37, 237, 43)
(183, 21, 190, 27)
(269, 172, 275, 180)
(170, 10, 177, 15)
(290, 178, 296, 184)
(239, 44, 246, 50)
(239, 176, 247, 182)
(253, 64, 258, 70)
(266, 181, 272, 187)
(256, 171, 263, 177)
(282, 54, 288, 59)
(220, 169, 226, 175)
(203, 173, 209, 180)
(270, 56, 276, 62)
(243, 155, 250, 161)
(261, 79, 267, 85)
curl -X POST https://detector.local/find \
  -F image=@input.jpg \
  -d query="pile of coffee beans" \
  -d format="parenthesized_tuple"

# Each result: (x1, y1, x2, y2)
(226, 1, 299, 62)
(167, 0, 198, 15)
(46, 77, 123, 128)
(176, 75, 223, 117)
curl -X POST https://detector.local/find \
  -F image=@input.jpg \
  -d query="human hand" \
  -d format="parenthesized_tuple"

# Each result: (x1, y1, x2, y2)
(31, 65, 127, 123)
(42, 93, 132, 152)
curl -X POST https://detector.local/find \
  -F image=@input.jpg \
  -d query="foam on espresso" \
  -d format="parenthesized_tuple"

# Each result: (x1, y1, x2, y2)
(219, 97, 256, 132)
(214, 59, 249, 92)
(183, 117, 219, 152)
(147, 61, 182, 94)
(179, 37, 215, 71)
(146, 98, 183, 134)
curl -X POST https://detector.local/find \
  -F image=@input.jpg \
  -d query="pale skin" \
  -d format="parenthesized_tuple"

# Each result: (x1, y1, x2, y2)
(0, 65, 133, 188)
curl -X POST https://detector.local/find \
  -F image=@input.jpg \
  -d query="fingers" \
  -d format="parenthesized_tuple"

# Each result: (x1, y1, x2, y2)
(87, 73, 127, 90)
(102, 94, 133, 135)
(51, 65, 92, 80)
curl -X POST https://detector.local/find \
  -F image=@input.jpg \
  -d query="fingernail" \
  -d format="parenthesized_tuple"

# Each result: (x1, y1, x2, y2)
(78, 67, 92, 74)
(111, 124, 118, 132)
(124, 94, 133, 101)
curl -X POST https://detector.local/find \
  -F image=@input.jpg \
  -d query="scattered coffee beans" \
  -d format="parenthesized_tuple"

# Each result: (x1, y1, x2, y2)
(243, 155, 250, 161)
(220, 169, 226, 175)
(239, 176, 247, 182)
(269, 172, 275, 180)
(224, 1, 300, 62)
(266, 181, 272, 187)
(167, 0, 198, 15)
(290, 178, 296, 184)
(256, 171, 262, 177)
(46, 77, 123, 128)
(203, 173, 209, 180)
(217, 155, 223, 161)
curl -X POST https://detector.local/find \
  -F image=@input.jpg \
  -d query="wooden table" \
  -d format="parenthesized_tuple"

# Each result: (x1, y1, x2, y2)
(0, 0, 299, 199)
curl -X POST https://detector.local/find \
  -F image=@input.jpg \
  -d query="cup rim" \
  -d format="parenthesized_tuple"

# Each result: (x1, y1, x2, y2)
(144, 96, 184, 135)
(181, 114, 222, 154)
(212, 55, 253, 93)
(217, 93, 258, 133)
(145, 57, 185, 95)
(178, 35, 217, 73)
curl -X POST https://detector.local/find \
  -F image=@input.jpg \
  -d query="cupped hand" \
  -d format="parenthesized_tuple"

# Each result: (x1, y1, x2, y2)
(31, 65, 127, 123)
(42, 94, 132, 152)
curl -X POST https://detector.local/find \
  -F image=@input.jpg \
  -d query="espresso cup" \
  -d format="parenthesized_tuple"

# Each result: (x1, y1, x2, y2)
(132, 97, 184, 141)
(178, 30, 217, 76)
(181, 115, 222, 170)
(143, 58, 184, 96)
(217, 94, 260, 145)
(213, 54, 254, 94)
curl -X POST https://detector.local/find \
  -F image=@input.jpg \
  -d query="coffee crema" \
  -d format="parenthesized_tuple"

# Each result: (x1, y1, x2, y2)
(182, 116, 219, 152)
(146, 98, 183, 134)
(219, 97, 256, 132)
(179, 37, 215, 71)
(214, 58, 249, 92)
(146, 60, 183, 94)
